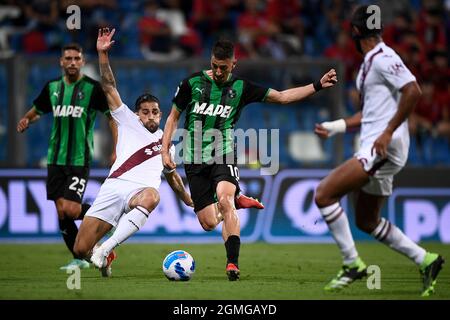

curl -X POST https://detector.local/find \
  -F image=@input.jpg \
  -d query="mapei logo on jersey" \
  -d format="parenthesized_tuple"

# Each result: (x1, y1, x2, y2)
(192, 102, 232, 118)
(144, 144, 162, 156)
(52, 105, 84, 118)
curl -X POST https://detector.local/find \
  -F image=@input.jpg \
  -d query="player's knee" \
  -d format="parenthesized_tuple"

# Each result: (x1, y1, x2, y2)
(217, 195, 234, 212)
(198, 217, 217, 231)
(141, 190, 160, 211)
(200, 222, 215, 232)
(314, 183, 330, 208)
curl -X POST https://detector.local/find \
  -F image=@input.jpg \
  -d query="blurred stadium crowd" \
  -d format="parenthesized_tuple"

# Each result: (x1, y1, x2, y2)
(0, 0, 449, 167)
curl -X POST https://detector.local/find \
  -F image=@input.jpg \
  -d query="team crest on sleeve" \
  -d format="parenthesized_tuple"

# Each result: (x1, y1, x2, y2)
(388, 63, 405, 76)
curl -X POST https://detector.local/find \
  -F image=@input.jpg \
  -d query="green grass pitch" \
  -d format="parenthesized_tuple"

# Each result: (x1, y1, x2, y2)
(0, 243, 448, 300)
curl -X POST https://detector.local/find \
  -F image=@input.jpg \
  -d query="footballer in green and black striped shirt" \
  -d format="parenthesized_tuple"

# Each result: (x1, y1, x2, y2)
(161, 39, 338, 280)
(17, 43, 117, 270)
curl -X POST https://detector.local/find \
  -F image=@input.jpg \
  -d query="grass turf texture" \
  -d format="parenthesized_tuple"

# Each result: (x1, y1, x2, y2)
(0, 243, 448, 300)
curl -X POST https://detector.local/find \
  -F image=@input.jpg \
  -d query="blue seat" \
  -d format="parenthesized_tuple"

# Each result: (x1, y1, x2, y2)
(408, 135, 421, 166)
(431, 136, 450, 165)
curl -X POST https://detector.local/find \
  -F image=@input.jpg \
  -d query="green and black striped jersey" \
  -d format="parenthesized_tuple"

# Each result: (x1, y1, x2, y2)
(173, 71, 270, 163)
(33, 75, 110, 167)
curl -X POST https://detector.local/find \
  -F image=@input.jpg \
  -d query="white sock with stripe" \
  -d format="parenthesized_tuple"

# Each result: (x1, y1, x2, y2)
(100, 206, 150, 255)
(320, 203, 358, 265)
(371, 218, 426, 265)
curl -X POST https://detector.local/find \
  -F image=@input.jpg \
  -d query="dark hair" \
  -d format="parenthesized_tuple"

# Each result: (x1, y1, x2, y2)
(61, 43, 83, 55)
(212, 39, 235, 60)
(134, 93, 160, 111)
(351, 5, 383, 40)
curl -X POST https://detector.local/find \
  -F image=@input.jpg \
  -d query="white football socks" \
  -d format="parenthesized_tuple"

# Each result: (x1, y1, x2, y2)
(320, 203, 358, 265)
(100, 206, 150, 255)
(372, 218, 426, 265)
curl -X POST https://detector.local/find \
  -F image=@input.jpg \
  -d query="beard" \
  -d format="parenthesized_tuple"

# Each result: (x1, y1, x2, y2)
(145, 120, 159, 133)
(65, 67, 80, 80)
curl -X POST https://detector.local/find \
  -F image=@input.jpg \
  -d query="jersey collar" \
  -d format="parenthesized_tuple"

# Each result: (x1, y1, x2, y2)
(63, 74, 85, 86)
(202, 70, 233, 85)
(364, 42, 384, 62)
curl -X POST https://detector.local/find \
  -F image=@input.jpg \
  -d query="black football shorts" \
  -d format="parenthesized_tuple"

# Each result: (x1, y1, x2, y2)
(46, 165, 89, 203)
(184, 162, 240, 213)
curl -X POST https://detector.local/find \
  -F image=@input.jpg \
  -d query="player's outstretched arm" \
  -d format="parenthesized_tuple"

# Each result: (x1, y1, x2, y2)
(17, 107, 40, 133)
(265, 69, 338, 104)
(372, 81, 422, 158)
(315, 111, 362, 139)
(161, 107, 181, 171)
(97, 27, 123, 111)
(164, 170, 194, 208)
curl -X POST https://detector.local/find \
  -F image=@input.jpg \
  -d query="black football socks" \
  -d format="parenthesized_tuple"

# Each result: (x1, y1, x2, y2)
(59, 218, 78, 258)
(78, 203, 91, 220)
(225, 235, 241, 266)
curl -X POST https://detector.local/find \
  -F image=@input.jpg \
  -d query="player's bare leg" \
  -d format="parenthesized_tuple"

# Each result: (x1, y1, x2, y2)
(197, 203, 223, 231)
(216, 181, 240, 280)
(315, 158, 370, 207)
(315, 158, 370, 291)
(221, 217, 231, 242)
(90, 188, 160, 277)
(195, 202, 231, 241)
(73, 217, 112, 259)
(355, 190, 445, 296)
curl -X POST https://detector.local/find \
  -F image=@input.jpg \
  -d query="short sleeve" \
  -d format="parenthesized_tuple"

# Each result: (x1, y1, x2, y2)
(172, 79, 192, 113)
(90, 81, 110, 115)
(32, 82, 52, 115)
(375, 55, 416, 91)
(110, 104, 137, 126)
(242, 80, 270, 105)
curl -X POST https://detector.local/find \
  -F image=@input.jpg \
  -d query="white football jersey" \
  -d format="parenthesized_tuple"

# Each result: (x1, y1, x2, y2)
(107, 104, 174, 188)
(356, 42, 416, 166)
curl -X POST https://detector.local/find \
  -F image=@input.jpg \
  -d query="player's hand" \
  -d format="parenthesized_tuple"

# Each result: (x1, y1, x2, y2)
(162, 151, 176, 171)
(314, 119, 346, 138)
(314, 123, 331, 139)
(97, 27, 116, 53)
(17, 118, 29, 133)
(372, 130, 392, 158)
(320, 69, 338, 88)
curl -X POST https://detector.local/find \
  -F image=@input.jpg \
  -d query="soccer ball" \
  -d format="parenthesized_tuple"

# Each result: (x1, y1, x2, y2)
(162, 250, 195, 281)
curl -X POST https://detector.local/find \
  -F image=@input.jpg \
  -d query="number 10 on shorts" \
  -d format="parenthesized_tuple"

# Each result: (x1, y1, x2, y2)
(227, 165, 240, 181)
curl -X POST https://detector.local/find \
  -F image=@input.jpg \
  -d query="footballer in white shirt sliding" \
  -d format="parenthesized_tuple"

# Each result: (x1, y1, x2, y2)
(72, 27, 194, 277)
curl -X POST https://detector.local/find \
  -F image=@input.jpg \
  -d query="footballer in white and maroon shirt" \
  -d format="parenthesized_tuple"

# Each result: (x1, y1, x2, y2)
(313, 5, 443, 296)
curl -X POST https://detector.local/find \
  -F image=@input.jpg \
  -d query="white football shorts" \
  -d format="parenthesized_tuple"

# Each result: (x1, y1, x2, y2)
(85, 178, 151, 227)
(354, 142, 404, 196)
